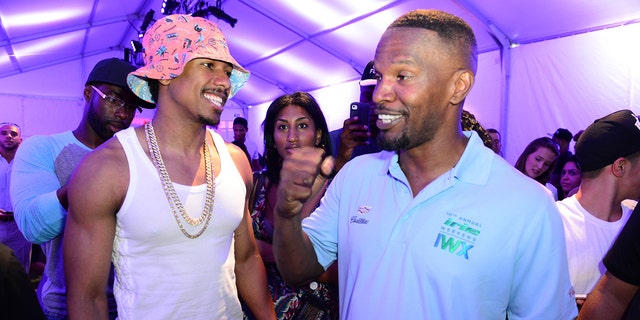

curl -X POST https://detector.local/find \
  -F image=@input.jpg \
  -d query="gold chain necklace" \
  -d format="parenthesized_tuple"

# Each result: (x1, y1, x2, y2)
(144, 121, 215, 239)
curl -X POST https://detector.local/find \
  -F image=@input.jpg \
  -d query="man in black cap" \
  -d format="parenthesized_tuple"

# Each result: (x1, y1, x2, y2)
(553, 128, 573, 155)
(329, 60, 382, 172)
(555, 109, 640, 312)
(11, 57, 152, 320)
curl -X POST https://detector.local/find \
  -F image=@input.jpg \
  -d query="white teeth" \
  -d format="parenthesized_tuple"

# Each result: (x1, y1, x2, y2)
(204, 93, 223, 106)
(378, 114, 402, 124)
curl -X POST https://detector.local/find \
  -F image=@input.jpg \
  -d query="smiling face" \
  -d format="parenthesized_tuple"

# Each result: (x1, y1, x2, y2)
(273, 104, 321, 158)
(373, 28, 445, 151)
(525, 146, 558, 179)
(560, 160, 581, 194)
(372, 27, 474, 152)
(161, 58, 232, 126)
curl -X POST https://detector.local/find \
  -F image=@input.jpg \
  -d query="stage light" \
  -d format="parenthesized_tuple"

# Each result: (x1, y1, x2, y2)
(163, 0, 237, 27)
(131, 40, 143, 53)
(140, 9, 155, 33)
(192, 8, 209, 18)
(208, 6, 237, 27)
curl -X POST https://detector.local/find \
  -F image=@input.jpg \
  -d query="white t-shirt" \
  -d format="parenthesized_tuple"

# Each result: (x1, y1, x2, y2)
(545, 182, 558, 200)
(0, 156, 12, 211)
(557, 195, 635, 294)
(245, 139, 260, 160)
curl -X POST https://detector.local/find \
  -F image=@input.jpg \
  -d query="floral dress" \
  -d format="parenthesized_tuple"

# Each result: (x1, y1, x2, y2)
(243, 174, 339, 320)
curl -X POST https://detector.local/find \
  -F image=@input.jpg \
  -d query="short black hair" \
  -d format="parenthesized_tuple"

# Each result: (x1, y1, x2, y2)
(233, 117, 248, 128)
(390, 9, 478, 73)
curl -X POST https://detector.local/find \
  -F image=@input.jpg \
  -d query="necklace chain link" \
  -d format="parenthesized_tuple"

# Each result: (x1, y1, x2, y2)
(144, 122, 215, 239)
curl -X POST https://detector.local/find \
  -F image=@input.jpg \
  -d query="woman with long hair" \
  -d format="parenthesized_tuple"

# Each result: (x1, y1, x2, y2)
(515, 137, 561, 199)
(559, 154, 581, 199)
(244, 91, 338, 320)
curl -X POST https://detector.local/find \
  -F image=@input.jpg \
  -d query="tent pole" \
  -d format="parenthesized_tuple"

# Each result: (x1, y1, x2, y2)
(453, 0, 513, 156)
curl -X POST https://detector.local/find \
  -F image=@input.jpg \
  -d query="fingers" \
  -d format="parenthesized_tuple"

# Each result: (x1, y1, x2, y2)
(342, 116, 358, 127)
(342, 117, 367, 133)
(276, 147, 332, 217)
(340, 120, 370, 146)
(281, 147, 325, 182)
(319, 156, 335, 178)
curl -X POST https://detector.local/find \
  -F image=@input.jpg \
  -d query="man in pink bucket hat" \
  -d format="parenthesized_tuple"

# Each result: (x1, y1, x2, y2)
(64, 14, 275, 319)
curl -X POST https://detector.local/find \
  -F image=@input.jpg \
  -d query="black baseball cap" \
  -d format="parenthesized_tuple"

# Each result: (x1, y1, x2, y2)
(359, 60, 376, 87)
(552, 128, 573, 142)
(86, 58, 155, 109)
(575, 109, 640, 172)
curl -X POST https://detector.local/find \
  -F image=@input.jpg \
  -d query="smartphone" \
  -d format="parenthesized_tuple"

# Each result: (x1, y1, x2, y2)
(350, 102, 370, 126)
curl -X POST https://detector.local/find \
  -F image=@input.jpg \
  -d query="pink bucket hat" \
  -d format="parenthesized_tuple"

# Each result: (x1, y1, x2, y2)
(127, 14, 249, 103)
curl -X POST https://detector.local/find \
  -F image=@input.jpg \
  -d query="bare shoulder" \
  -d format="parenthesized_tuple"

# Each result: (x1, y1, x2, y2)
(70, 135, 130, 206)
(80, 136, 128, 174)
(225, 141, 245, 159)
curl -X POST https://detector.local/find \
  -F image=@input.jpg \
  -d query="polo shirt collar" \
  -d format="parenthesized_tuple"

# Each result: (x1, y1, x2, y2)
(452, 131, 493, 185)
(383, 131, 493, 186)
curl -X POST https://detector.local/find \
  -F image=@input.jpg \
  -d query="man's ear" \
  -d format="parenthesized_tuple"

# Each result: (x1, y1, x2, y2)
(450, 70, 474, 105)
(83, 85, 93, 102)
(611, 157, 626, 177)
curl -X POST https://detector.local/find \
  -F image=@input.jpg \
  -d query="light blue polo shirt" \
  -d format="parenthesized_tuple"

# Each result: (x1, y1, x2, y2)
(302, 131, 578, 319)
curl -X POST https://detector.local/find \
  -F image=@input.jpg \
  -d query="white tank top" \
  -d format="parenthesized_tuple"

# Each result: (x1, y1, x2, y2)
(113, 126, 245, 319)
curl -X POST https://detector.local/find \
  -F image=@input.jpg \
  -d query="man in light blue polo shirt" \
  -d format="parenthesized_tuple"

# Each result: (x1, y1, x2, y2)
(273, 9, 578, 319)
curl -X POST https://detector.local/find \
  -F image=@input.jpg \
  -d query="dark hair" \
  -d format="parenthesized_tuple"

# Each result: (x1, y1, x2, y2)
(461, 110, 493, 149)
(233, 117, 248, 128)
(573, 130, 584, 142)
(262, 92, 332, 184)
(390, 9, 478, 73)
(563, 154, 581, 172)
(514, 137, 560, 184)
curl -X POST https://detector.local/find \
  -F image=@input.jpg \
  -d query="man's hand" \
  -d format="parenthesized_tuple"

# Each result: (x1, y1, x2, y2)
(276, 147, 334, 219)
(335, 117, 369, 172)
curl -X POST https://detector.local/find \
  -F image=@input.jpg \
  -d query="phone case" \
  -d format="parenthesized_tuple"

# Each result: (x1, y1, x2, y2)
(350, 102, 370, 125)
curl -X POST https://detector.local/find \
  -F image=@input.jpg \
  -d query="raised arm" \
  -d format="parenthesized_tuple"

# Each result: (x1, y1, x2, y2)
(64, 141, 126, 320)
(273, 146, 333, 286)
(228, 143, 276, 320)
(333, 117, 370, 173)
(11, 135, 88, 244)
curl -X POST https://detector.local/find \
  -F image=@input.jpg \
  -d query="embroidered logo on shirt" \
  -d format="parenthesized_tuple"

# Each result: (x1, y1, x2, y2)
(433, 213, 482, 260)
(350, 205, 371, 224)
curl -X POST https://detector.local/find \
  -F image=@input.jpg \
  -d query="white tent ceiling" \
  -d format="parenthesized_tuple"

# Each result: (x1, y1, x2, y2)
(2, 0, 640, 108)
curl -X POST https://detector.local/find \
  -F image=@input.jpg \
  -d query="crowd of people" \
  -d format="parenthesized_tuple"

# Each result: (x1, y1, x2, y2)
(2, 8, 640, 320)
